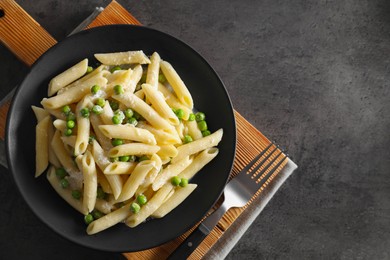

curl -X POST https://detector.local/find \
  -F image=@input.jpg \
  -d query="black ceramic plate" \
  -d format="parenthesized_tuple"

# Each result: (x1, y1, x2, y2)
(6, 25, 236, 252)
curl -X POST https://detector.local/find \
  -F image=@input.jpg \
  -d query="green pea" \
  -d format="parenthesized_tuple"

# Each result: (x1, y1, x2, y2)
(179, 178, 189, 187)
(60, 178, 69, 189)
(111, 66, 122, 73)
(64, 128, 73, 136)
(80, 108, 90, 118)
(119, 155, 130, 162)
(84, 214, 94, 224)
(91, 84, 100, 95)
(66, 112, 76, 121)
(202, 130, 211, 137)
(195, 112, 206, 122)
(188, 113, 196, 121)
(115, 110, 125, 120)
(175, 108, 184, 119)
(183, 135, 193, 143)
(138, 155, 149, 162)
(130, 202, 141, 213)
(171, 176, 181, 186)
(128, 117, 138, 126)
(111, 138, 123, 146)
(66, 120, 75, 129)
(96, 186, 107, 200)
(128, 155, 137, 162)
(112, 115, 122, 125)
(55, 168, 67, 179)
(114, 84, 124, 95)
(72, 190, 81, 200)
(62, 105, 71, 115)
(86, 66, 93, 73)
(197, 120, 208, 131)
(137, 194, 148, 205)
(96, 98, 105, 107)
(92, 105, 103, 115)
(109, 100, 119, 111)
(158, 73, 166, 83)
(92, 210, 104, 219)
(124, 108, 134, 118)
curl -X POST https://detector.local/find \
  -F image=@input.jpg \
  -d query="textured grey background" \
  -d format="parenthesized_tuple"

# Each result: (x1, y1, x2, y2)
(1, 0, 389, 259)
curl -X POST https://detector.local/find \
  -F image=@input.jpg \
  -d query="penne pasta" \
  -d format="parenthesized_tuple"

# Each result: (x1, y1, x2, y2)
(74, 97, 92, 156)
(103, 161, 137, 175)
(141, 154, 162, 188)
(146, 52, 161, 89)
(91, 140, 123, 199)
(96, 168, 112, 194)
(157, 83, 191, 120)
(48, 59, 88, 96)
(89, 114, 112, 151)
(156, 144, 178, 160)
(35, 116, 50, 177)
(99, 124, 156, 145)
(117, 160, 156, 202)
(171, 128, 223, 164)
(185, 120, 203, 140)
(51, 130, 79, 178)
(53, 119, 67, 133)
(99, 100, 115, 125)
(152, 184, 197, 218)
(41, 71, 108, 109)
(152, 156, 193, 191)
(57, 64, 108, 95)
(108, 143, 160, 158)
(79, 151, 98, 213)
(179, 147, 219, 180)
(87, 203, 132, 235)
(142, 83, 179, 125)
(32, 105, 50, 122)
(160, 60, 193, 109)
(112, 92, 175, 132)
(46, 166, 88, 215)
(126, 65, 143, 93)
(137, 121, 181, 145)
(94, 51, 151, 65)
(126, 183, 173, 228)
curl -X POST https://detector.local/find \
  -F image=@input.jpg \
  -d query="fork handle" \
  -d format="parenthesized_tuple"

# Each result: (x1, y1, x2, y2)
(168, 204, 228, 260)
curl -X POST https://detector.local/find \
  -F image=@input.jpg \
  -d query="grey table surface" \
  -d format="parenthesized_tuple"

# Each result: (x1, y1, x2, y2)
(1, 0, 389, 259)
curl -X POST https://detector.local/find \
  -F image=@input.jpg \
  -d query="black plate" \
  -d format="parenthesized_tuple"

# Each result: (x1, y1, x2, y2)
(6, 25, 236, 252)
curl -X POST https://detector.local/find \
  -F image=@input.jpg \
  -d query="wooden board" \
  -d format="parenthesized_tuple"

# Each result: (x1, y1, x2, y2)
(0, 1, 287, 259)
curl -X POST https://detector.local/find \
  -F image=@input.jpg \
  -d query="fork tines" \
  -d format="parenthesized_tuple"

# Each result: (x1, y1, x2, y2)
(242, 142, 288, 185)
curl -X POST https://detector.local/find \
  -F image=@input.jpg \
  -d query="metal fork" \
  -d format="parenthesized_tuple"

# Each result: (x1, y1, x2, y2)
(168, 142, 288, 259)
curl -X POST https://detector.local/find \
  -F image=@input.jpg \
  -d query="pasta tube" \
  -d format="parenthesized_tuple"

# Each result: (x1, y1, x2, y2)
(152, 184, 197, 218)
(152, 156, 192, 191)
(108, 143, 160, 158)
(35, 116, 50, 177)
(160, 60, 193, 109)
(99, 124, 156, 145)
(117, 160, 156, 202)
(94, 51, 150, 65)
(171, 128, 223, 164)
(48, 59, 88, 96)
(146, 52, 161, 89)
(47, 166, 88, 215)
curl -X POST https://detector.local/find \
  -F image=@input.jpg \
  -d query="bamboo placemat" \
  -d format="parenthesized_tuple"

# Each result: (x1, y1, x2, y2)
(0, 0, 288, 259)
